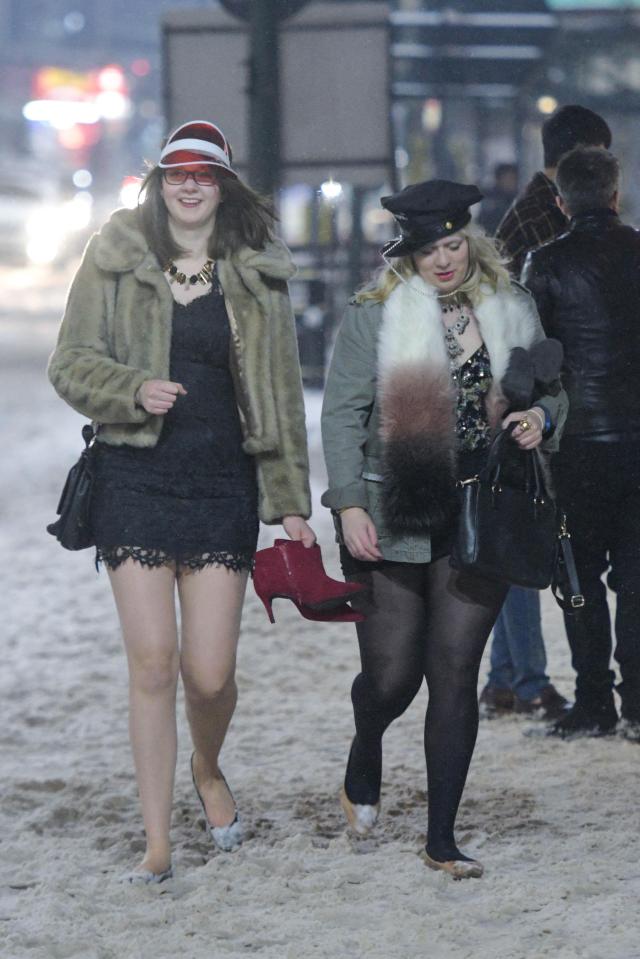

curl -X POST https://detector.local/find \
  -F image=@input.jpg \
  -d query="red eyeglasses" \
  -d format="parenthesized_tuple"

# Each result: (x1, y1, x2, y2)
(163, 169, 218, 186)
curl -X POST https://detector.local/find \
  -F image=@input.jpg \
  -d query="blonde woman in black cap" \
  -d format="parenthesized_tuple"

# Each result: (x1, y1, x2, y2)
(321, 180, 567, 878)
(49, 121, 315, 882)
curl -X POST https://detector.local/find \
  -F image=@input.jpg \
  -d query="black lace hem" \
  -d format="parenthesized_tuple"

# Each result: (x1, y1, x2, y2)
(96, 545, 254, 573)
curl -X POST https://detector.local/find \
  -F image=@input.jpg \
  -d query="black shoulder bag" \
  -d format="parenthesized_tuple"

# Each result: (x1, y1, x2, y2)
(452, 428, 584, 610)
(47, 423, 97, 551)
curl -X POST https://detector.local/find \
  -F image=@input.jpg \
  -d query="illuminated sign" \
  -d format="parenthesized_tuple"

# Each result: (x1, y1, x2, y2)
(25, 64, 130, 130)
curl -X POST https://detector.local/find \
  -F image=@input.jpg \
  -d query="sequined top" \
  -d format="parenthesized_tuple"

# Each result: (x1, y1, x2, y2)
(451, 342, 492, 452)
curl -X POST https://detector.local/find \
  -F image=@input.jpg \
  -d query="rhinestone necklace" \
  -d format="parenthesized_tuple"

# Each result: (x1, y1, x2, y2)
(441, 301, 470, 364)
(164, 257, 215, 286)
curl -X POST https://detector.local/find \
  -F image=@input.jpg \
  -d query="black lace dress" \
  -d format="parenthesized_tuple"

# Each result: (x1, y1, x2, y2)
(91, 284, 259, 572)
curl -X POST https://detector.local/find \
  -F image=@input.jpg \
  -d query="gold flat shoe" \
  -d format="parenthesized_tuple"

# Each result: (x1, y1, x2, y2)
(420, 850, 484, 879)
(339, 785, 380, 836)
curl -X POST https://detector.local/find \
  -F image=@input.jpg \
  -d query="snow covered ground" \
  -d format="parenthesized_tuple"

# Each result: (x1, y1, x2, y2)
(1, 275, 638, 959)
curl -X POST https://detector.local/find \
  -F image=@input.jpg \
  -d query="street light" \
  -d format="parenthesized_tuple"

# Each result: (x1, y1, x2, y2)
(537, 95, 558, 114)
(320, 179, 343, 201)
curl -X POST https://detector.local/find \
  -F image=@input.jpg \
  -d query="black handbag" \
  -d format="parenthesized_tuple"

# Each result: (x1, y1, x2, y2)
(452, 429, 559, 590)
(47, 424, 97, 550)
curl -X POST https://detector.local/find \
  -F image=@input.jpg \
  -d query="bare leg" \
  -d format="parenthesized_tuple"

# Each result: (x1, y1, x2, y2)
(108, 561, 179, 874)
(178, 565, 249, 826)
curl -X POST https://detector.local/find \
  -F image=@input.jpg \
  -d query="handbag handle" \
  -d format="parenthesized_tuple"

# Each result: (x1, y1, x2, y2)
(552, 512, 585, 612)
(482, 427, 549, 502)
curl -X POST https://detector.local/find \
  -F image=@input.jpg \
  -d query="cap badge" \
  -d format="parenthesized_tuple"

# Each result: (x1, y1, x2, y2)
(445, 220, 453, 230)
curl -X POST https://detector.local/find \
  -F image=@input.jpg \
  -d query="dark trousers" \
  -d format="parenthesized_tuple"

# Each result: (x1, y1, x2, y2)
(555, 438, 640, 717)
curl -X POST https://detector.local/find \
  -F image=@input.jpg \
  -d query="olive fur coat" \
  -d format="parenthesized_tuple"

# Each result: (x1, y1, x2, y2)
(321, 273, 568, 564)
(48, 207, 311, 524)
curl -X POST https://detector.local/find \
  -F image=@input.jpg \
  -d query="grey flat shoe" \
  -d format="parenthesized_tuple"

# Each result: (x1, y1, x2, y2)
(122, 865, 173, 885)
(191, 753, 244, 852)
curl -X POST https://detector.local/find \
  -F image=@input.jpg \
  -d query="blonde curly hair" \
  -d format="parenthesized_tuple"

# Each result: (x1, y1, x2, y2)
(355, 224, 511, 307)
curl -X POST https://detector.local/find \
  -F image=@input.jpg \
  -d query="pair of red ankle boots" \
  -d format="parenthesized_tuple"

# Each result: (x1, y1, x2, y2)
(253, 539, 365, 623)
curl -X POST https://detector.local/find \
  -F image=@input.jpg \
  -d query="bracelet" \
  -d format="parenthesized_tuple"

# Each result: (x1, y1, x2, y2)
(527, 408, 545, 433)
(537, 403, 553, 435)
(337, 506, 361, 514)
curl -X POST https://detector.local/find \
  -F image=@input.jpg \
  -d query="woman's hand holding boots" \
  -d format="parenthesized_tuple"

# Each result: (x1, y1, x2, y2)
(282, 515, 317, 548)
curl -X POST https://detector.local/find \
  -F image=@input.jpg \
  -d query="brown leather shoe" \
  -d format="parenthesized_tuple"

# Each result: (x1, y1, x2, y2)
(479, 685, 514, 718)
(514, 684, 570, 721)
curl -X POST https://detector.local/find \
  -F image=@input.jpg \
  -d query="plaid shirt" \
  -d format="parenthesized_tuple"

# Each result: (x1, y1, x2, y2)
(495, 172, 568, 279)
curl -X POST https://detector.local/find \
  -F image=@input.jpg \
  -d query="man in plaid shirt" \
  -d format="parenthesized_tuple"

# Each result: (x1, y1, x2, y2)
(496, 171, 566, 280)
(480, 105, 612, 722)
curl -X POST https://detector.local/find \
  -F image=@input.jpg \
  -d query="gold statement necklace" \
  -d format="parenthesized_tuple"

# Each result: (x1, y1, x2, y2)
(164, 258, 215, 286)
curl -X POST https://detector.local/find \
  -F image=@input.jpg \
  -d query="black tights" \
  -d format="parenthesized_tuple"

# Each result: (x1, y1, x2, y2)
(344, 556, 507, 862)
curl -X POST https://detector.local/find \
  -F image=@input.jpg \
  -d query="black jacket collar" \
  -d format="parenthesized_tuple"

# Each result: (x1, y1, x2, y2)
(569, 208, 620, 233)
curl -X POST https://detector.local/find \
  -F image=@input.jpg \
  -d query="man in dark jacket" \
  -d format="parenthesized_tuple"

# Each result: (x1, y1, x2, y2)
(523, 145, 640, 740)
(497, 105, 612, 277)
(480, 105, 613, 724)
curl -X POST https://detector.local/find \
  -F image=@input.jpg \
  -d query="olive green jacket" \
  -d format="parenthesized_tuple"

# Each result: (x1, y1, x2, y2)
(321, 288, 568, 563)
(48, 208, 311, 524)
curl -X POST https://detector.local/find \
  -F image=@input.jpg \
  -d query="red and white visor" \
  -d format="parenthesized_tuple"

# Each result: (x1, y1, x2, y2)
(159, 120, 236, 178)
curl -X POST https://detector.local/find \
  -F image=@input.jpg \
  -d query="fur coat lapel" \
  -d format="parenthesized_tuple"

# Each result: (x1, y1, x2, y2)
(377, 275, 540, 536)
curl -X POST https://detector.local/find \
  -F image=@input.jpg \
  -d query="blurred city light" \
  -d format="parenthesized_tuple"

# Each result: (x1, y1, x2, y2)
(72, 169, 93, 189)
(120, 177, 142, 209)
(422, 98, 443, 132)
(95, 91, 130, 121)
(98, 65, 126, 92)
(63, 11, 86, 33)
(22, 100, 100, 128)
(58, 125, 99, 151)
(131, 59, 151, 78)
(395, 147, 409, 170)
(537, 95, 559, 114)
(26, 207, 66, 264)
(66, 192, 93, 230)
(320, 179, 343, 201)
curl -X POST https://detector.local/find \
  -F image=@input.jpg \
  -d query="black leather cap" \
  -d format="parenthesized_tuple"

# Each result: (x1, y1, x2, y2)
(381, 180, 483, 257)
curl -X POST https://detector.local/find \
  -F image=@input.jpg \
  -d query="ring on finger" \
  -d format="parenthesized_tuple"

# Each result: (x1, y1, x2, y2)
(518, 419, 531, 431)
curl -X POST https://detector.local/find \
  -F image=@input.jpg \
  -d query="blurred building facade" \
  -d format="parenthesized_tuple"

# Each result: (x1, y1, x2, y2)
(0, 0, 213, 192)
(3, 1, 640, 206)
(392, 0, 640, 222)
(3, 1, 640, 278)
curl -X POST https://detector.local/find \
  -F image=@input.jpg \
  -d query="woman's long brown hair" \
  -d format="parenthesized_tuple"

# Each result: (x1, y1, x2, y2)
(137, 166, 277, 264)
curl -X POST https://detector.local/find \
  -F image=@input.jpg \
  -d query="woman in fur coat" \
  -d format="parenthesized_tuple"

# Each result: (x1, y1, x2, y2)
(49, 121, 315, 882)
(321, 179, 567, 879)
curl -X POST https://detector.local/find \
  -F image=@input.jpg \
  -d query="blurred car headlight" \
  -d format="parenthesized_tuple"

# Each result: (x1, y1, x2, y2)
(25, 204, 69, 264)
(64, 192, 93, 231)
(120, 176, 142, 210)
(26, 234, 62, 265)
(26, 206, 67, 240)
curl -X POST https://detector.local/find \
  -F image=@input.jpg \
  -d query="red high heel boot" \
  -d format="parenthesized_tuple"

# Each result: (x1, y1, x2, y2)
(253, 539, 366, 623)
(293, 600, 365, 624)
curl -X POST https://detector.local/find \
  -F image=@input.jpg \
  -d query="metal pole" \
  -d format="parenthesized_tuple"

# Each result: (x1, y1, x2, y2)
(348, 186, 365, 296)
(248, 0, 281, 196)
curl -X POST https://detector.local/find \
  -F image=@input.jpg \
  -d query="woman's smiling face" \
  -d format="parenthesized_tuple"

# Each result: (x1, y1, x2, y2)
(412, 232, 470, 293)
(161, 165, 222, 231)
